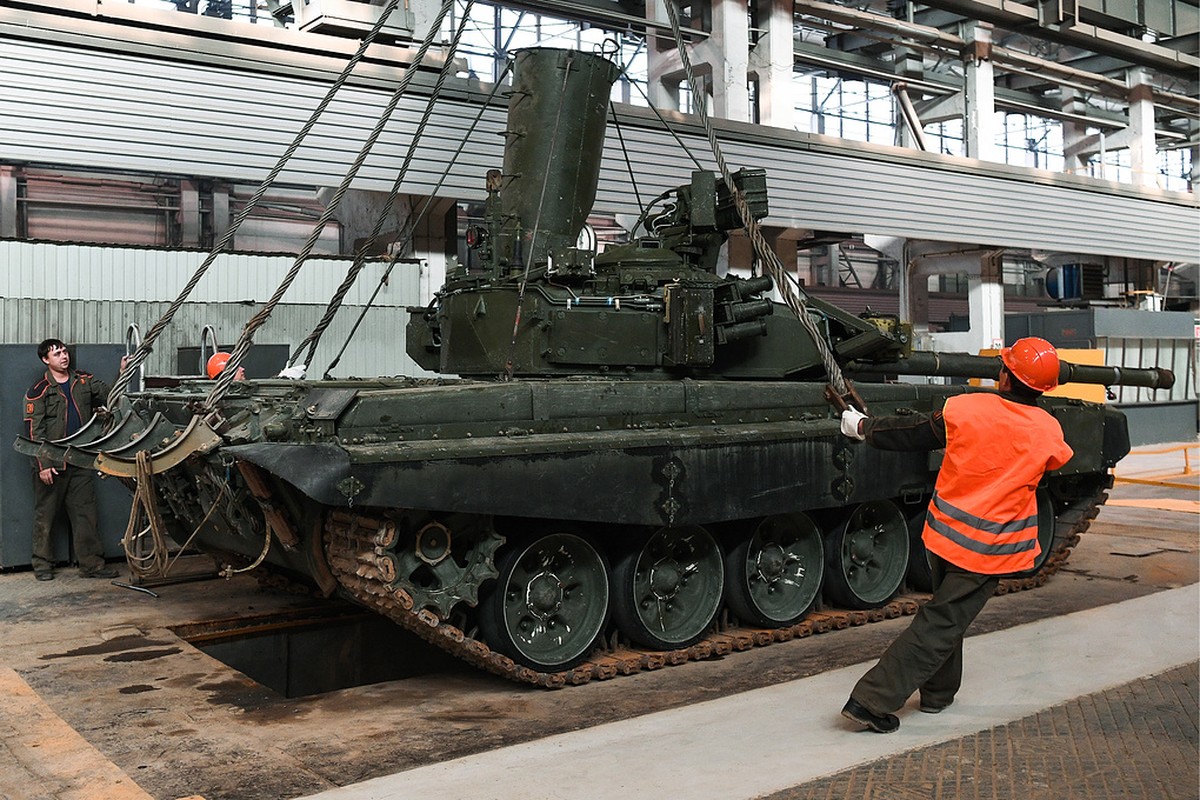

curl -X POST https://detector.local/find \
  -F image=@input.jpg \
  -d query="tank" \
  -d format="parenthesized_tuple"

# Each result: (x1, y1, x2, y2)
(15, 48, 1176, 687)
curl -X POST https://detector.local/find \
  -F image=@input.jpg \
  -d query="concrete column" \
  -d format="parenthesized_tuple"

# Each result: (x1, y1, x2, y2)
(961, 23, 999, 163)
(0, 165, 17, 238)
(179, 179, 201, 248)
(316, 187, 414, 256)
(865, 234, 928, 335)
(911, 246, 1006, 356)
(1191, 143, 1200, 194)
(406, 196, 456, 303)
(748, 0, 794, 128)
(697, 0, 750, 120)
(646, 0, 685, 113)
(1124, 68, 1159, 188)
(647, 0, 751, 120)
(967, 250, 1005, 352)
(211, 183, 230, 244)
(1060, 88, 1092, 175)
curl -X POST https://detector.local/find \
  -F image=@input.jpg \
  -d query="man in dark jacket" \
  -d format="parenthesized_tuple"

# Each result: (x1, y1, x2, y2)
(24, 339, 119, 581)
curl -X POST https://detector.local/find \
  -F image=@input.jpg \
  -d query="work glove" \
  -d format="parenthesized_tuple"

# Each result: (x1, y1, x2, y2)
(840, 407, 867, 441)
(277, 364, 307, 380)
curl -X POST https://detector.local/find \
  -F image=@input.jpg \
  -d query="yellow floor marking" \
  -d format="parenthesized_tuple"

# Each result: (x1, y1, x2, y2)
(1106, 497, 1200, 514)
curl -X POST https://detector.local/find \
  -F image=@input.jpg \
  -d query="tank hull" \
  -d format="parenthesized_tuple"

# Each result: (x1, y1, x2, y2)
(61, 374, 1128, 684)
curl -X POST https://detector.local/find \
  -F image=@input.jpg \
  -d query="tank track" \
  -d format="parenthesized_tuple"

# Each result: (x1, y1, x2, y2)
(321, 480, 1108, 689)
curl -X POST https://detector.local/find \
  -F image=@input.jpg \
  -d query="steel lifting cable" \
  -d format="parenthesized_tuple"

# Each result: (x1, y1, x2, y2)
(660, 1, 848, 394)
(321, 59, 514, 379)
(290, 0, 477, 374)
(204, 0, 459, 413)
(105, 0, 406, 409)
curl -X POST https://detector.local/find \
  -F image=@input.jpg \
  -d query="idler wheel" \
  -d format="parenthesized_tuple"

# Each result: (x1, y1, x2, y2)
(611, 525, 723, 650)
(390, 513, 504, 618)
(823, 500, 909, 610)
(724, 513, 823, 627)
(478, 531, 610, 672)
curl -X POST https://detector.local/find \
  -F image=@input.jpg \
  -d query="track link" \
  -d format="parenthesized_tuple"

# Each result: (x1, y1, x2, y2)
(323, 482, 1108, 688)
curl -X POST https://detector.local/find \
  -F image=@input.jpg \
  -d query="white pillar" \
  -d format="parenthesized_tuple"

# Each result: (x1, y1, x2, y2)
(646, 0, 685, 112)
(962, 23, 1000, 163)
(1125, 68, 1160, 188)
(696, 0, 750, 120)
(0, 165, 17, 238)
(646, 0, 750, 121)
(748, 0, 794, 128)
(1191, 144, 1200, 194)
(968, 251, 1006, 352)
(1060, 88, 1093, 176)
(408, 196, 456, 304)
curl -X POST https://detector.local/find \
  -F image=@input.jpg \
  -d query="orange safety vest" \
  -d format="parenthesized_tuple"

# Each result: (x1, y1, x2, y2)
(922, 393, 1074, 575)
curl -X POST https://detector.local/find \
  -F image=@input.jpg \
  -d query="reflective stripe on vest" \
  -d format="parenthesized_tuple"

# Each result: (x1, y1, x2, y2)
(920, 393, 1072, 575)
(925, 491, 1039, 558)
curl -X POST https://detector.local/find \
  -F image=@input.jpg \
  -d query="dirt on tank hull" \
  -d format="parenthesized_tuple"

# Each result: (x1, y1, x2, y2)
(14, 47, 1172, 686)
(46, 372, 1127, 685)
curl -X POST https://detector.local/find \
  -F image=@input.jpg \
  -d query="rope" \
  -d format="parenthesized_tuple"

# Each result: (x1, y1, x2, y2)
(204, 0, 459, 412)
(291, 0, 477, 372)
(121, 452, 169, 580)
(122, 453, 228, 580)
(105, 0, 406, 408)
(660, 1, 848, 393)
(218, 524, 273, 579)
(321, 59, 514, 379)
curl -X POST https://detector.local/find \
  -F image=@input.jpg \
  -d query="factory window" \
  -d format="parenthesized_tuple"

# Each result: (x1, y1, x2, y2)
(442, 1, 649, 106)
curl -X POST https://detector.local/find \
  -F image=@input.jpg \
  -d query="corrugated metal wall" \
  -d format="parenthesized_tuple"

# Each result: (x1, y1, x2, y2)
(0, 241, 426, 378)
(0, 22, 1196, 263)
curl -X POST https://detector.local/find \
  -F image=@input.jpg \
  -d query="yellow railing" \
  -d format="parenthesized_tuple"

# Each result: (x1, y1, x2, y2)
(1113, 443, 1199, 491)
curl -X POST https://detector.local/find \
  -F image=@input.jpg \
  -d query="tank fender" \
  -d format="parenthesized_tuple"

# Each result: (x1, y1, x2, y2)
(224, 442, 353, 506)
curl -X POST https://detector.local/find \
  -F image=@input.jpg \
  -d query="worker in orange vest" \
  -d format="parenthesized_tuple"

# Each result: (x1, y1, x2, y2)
(838, 337, 1074, 733)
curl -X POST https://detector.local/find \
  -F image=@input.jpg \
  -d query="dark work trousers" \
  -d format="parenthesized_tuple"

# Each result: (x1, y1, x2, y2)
(30, 466, 106, 575)
(850, 553, 1000, 714)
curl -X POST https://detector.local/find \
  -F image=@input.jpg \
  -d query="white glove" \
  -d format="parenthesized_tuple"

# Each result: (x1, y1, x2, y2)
(840, 408, 867, 441)
(277, 364, 307, 380)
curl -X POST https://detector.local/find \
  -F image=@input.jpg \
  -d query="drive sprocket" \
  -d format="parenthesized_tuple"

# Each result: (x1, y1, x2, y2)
(383, 512, 504, 619)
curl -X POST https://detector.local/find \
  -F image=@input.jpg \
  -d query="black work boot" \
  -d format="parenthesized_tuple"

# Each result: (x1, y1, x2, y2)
(919, 697, 954, 714)
(841, 698, 900, 733)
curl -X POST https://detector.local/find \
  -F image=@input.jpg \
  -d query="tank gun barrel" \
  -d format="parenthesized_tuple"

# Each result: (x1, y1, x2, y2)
(847, 351, 1175, 391)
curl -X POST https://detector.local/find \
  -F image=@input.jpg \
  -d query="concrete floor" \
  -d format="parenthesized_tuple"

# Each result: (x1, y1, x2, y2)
(0, 444, 1195, 800)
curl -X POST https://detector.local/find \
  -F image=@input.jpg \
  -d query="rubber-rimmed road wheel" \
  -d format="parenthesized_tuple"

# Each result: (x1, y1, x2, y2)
(823, 500, 909, 610)
(611, 525, 723, 650)
(478, 531, 609, 672)
(724, 513, 824, 627)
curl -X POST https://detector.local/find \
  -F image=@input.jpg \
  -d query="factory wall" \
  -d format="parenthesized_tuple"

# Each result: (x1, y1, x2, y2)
(0, 20, 1196, 263)
(0, 241, 427, 379)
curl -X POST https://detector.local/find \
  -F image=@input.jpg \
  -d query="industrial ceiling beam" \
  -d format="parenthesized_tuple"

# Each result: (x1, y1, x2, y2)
(914, 0, 1200, 78)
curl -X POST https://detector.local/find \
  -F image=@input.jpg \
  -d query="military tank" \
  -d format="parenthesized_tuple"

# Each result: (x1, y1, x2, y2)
(16, 48, 1175, 687)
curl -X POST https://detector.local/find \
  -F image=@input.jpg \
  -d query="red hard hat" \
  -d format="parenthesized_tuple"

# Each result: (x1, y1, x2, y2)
(1000, 337, 1060, 392)
(206, 352, 232, 379)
